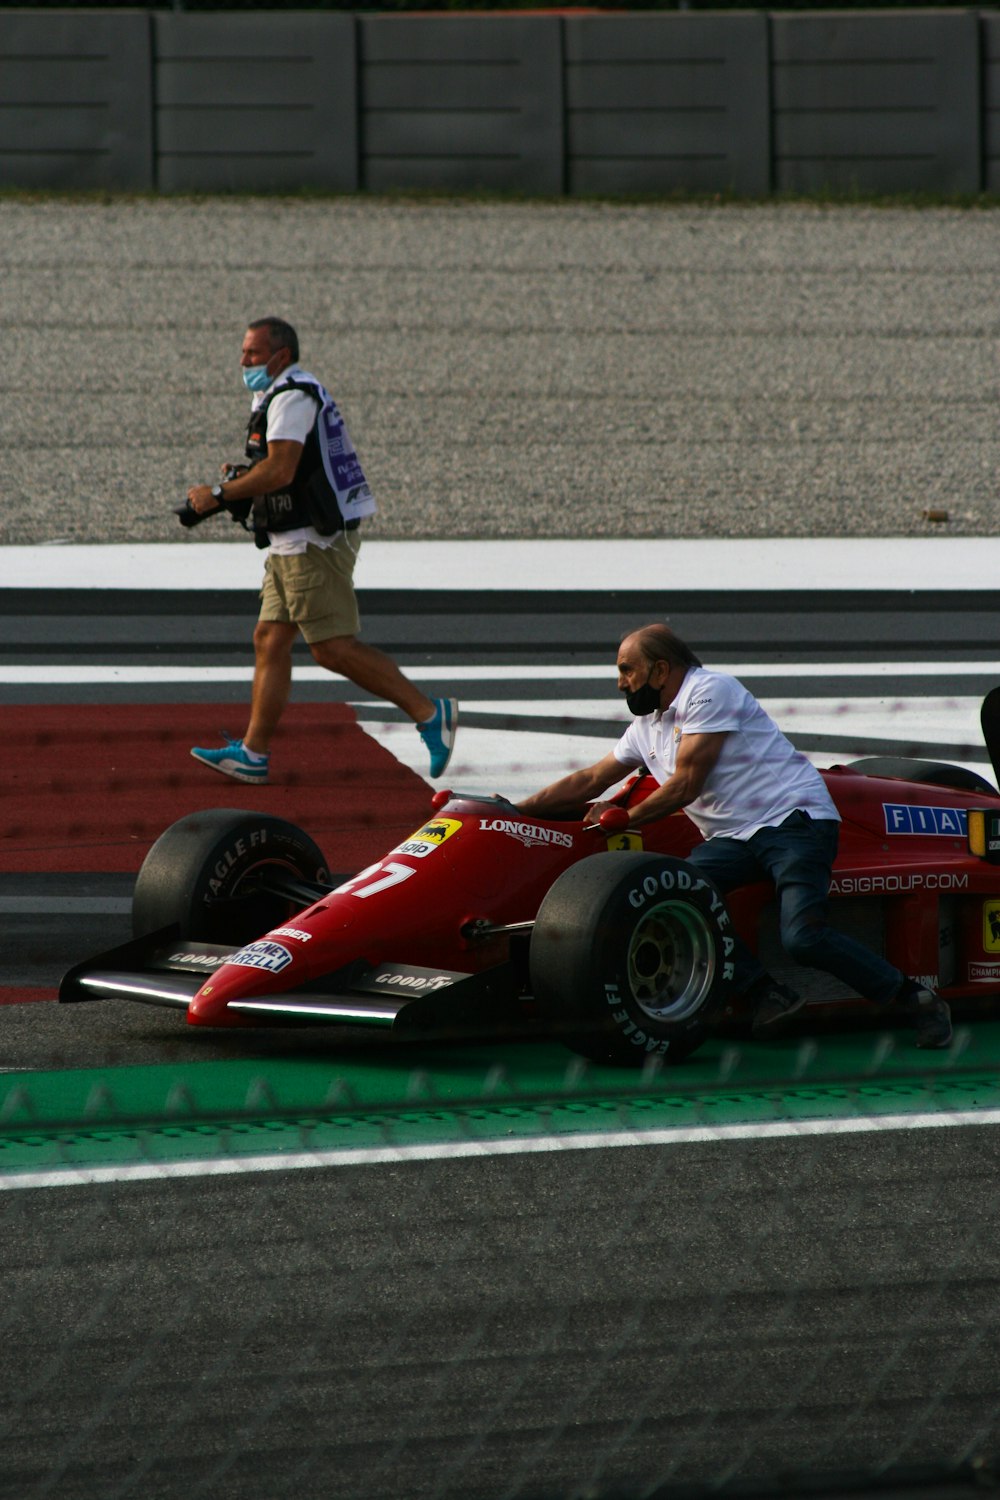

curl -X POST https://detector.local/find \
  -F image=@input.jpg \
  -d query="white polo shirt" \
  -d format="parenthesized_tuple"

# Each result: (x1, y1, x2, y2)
(613, 667, 839, 842)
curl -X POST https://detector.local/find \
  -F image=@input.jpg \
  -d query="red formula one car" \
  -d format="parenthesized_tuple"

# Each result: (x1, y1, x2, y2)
(61, 693, 1000, 1065)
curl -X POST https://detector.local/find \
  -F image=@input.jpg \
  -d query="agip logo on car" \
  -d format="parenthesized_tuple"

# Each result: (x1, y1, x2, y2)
(229, 940, 294, 974)
(396, 817, 463, 859)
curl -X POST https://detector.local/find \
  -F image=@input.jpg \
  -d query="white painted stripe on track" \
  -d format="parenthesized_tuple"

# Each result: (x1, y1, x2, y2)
(3, 1107, 1000, 1191)
(4, 537, 999, 593)
(2, 663, 998, 685)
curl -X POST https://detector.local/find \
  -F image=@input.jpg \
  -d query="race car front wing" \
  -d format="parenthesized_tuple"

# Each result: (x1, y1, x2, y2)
(59, 927, 523, 1037)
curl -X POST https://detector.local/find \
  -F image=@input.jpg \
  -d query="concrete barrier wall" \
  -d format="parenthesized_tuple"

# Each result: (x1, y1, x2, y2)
(771, 10, 981, 195)
(155, 13, 358, 192)
(0, 8, 994, 196)
(563, 14, 770, 197)
(985, 14, 1000, 192)
(0, 10, 153, 188)
(359, 16, 564, 194)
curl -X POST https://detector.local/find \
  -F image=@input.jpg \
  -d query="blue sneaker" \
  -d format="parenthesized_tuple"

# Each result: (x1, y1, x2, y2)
(417, 698, 458, 778)
(191, 735, 270, 785)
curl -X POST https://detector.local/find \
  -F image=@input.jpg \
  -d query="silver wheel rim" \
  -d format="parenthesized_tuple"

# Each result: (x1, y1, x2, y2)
(626, 900, 718, 1024)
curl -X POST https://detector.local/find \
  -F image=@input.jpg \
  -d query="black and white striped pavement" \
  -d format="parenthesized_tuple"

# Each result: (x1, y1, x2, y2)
(3, 537, 998, 796)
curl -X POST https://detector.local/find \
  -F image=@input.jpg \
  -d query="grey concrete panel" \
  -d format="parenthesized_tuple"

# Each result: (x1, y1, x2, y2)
(772, 11, 981, 195)
(0, 57, 114, 102)
(367, 112, 534, 160)
(984, 15, 1000, 193)
(153, 13, 357, 193)
(566, 67, 742, 113)
(773, 62, 940, 111)
(564, 15, 769, 197)
(774, 113, 951, 158)
(364, 63, 526, 111)
(359, 17, 563, 195)
(0, 10, 152, 190)
(157, 62, 320, 107)
(572, 114, 740, 160)
(157, 107, 314, 156)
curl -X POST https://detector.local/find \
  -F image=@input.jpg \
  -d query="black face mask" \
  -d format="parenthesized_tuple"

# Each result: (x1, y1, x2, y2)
(625, 677, 661, 716)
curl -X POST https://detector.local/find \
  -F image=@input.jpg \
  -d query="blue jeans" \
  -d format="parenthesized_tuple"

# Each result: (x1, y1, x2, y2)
(685, 811, 904, 1003)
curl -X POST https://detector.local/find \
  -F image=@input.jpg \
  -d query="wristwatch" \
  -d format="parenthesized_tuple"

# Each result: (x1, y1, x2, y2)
(211, 484, 226, 505)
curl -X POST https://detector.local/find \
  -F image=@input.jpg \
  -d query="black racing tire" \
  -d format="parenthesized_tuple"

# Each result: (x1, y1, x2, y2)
(529, 852, 736, 1067)
(132, 809, 331, 945)
(848, 756, 996, 796)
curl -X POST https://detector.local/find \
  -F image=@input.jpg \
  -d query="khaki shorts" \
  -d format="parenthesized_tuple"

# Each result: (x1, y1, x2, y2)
(258, 534, 361, 644)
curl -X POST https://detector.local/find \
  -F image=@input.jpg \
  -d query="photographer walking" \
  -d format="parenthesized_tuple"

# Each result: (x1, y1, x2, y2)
(184, 316, 457, 785)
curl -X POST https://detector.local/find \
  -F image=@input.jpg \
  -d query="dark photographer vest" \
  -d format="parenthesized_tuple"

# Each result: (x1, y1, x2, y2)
(245, 380, 357, 540)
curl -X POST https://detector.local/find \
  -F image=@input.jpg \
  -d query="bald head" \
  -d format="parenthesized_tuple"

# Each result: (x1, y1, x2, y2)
(623, 624, 702, 673)
(616, 624, 700, 714)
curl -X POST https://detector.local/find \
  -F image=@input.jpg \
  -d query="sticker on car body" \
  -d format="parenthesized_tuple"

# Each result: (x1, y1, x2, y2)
(228, 940, 294, 974)
(982, 901, 1000, 952)
(479, 818, 573, 850)
(831, 872, 969, 894)
(396, 817, 463, 859)
(607, 832, 644, 852)
(883, 804, 968, 837)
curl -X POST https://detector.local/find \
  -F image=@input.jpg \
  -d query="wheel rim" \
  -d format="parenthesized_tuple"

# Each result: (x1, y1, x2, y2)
(626, 900, 718, 1023)
(205, 856, 312, 942)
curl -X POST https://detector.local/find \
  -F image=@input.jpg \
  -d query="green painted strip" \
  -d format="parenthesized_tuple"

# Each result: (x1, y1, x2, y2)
(3, 1024, 1000, 1180)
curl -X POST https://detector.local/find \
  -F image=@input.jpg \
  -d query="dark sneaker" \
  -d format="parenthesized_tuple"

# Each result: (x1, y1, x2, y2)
(899, 981, 953, 1049)
(191, 735, 270, 785)
(750, 980, 807, 1038)
(417, 697, 458, 778)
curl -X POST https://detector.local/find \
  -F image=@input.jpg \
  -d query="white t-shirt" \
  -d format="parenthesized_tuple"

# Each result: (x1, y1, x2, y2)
(613, 667, 839, 842)
(251, 366, 335, 556)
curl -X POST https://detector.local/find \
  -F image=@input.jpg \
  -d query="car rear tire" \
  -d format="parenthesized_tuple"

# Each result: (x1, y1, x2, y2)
(132, 809, 331, 945)
(848, 756, 996, 795)
(529, 852, 735, 1066)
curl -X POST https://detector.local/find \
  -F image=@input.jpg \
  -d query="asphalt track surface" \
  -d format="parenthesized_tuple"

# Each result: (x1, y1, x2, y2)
(4, 566, 1000, 1500)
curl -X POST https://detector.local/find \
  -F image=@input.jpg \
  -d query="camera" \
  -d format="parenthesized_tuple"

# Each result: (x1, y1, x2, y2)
(175, 465, 252, 529)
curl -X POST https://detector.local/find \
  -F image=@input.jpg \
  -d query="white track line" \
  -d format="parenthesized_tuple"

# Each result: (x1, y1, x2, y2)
(2, 663, 997, 685)
(3, 1108, 1000, 1191)
(6, 538, 1000, 592)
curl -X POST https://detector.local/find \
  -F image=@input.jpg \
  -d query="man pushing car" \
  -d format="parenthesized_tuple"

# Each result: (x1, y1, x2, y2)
(518, 623, 952, 1048)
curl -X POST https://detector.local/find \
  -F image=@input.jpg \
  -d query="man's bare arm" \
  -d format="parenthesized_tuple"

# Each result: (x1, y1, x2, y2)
(187, 440, 303, 514)
(594, 731, 727, 829)
(518, 752, 630, 820)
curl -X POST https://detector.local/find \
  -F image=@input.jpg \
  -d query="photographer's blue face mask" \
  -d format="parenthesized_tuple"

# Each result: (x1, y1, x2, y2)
(242, 363, 274, 393)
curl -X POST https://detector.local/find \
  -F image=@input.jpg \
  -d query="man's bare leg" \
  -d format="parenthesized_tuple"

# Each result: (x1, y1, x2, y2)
(243, 620, 298, 753)
(309, 634, 435, 723)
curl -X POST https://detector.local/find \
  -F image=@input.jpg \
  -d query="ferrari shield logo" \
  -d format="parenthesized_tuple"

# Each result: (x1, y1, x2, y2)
(607, 832, 644, 852)
(983, 901, 1000, 953)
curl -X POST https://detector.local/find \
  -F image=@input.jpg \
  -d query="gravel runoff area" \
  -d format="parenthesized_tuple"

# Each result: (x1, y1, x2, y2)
(4, 196, 998, 546)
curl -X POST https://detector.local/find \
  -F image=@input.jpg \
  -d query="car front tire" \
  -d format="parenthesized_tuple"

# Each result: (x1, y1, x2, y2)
(529, 852, 735, 1066)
